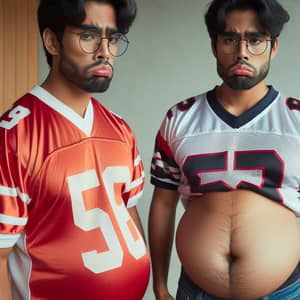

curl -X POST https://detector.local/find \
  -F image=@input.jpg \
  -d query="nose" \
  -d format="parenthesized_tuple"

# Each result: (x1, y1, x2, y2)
(236, 40, 249, 60)
(94, 38, 110, 60)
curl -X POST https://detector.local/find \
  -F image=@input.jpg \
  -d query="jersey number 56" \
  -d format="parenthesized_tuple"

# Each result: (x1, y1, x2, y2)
(67, 166, 146, 274)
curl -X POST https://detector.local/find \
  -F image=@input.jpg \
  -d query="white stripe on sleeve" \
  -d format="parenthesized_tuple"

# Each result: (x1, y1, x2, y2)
(0, 186, 31, 204)
(127, 191, 143, 208)
(0, 214, 28, 226)
(134, 155, 142, 166)
(0, 233, 21, 248)
(124, 172, 145, 193)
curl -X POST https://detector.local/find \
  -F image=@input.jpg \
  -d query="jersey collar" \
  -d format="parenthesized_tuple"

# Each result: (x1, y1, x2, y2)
(207, 86, 279, 128)
(29, 85, 94, 136)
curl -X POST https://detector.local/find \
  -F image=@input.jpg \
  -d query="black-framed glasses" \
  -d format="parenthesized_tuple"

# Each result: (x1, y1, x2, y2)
(219, 36, 272, 56)
(69, 31, 129, 57)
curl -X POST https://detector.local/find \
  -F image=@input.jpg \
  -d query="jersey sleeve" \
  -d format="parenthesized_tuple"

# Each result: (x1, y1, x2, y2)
(0, 114, 30, 248)
(121, 122, 145, 208)
(150, 109, 181, 190)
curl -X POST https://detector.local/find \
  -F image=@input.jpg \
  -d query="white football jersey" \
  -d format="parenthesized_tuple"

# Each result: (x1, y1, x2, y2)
(151, 87, 300, 215)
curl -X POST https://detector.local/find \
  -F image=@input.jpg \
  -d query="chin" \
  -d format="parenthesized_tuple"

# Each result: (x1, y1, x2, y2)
(227, 77, 259, 90)
(83, 77, 112, 93)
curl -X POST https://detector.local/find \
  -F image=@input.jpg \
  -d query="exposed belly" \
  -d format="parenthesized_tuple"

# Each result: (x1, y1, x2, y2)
(176, 190, 300, 300)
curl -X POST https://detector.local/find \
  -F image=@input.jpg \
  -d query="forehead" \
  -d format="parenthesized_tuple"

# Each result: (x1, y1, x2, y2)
(224, 9, 262, 33)
(81, 1, 117, 30)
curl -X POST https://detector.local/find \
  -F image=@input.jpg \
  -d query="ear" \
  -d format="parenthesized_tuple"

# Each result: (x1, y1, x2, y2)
(42, 28, 60, 55)
(270, 37, 279, 60)
(211, 39, 217, 58)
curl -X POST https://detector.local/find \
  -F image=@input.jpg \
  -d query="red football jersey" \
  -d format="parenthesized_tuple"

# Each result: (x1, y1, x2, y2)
(0, 86, 150, 300)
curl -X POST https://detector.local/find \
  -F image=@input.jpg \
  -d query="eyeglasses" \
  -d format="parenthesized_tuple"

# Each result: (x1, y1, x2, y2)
(218, 36, 272, 56)
(69, 31, 129, 57)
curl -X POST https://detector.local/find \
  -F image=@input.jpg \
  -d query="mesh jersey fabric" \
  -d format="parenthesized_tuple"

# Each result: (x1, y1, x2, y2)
(0, 86, 150, 300)
(151, 86, 300, 214)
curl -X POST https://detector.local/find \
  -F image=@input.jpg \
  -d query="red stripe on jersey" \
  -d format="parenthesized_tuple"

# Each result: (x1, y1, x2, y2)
(157, 131, 174, 159)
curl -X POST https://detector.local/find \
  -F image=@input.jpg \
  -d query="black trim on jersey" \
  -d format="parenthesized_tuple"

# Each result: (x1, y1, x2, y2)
(286, 98, 300, 111)
(151, 159, 180, 184)
(207, 86, 278, 128)
(154, 144, 179, 168)
(151, 177, 179, 190)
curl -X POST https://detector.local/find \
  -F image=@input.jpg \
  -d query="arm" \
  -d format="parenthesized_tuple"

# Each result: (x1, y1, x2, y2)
(148, 187, 180, 300)
(0, 247, 13, 300)
(128, 206, 146, 241)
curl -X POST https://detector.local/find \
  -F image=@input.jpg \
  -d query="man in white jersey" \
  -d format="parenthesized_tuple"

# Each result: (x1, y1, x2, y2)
(0, 1, 150, 299)
(149, 0, 300, 299)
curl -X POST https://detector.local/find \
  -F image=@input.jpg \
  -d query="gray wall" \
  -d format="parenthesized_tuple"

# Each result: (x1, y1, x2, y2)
(39, 1, 300, 299)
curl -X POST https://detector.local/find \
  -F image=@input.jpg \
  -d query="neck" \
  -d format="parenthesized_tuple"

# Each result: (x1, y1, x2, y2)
(216, 81, 269, 116)
(41, 70, 92, 117)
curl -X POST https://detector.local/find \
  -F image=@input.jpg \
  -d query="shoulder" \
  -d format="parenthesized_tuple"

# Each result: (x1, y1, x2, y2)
(262, 89, 300, 137)
(272, 88, 300, 112)
(165, 93, 205, 120)
(155, 91, 209, 143)
(275, 91, 300, 122)
(0, 91, 41, 159)
(159, 91, 208, 132)
(284, 96, 300, 113)
(0, 92, 38, 132)
(92, 98, 136, 142)
(92, 98, 130, 127)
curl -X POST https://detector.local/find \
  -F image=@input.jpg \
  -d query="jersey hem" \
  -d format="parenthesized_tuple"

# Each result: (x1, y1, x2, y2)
(150, 177, 178, 190)
(0, 233, 20, 247)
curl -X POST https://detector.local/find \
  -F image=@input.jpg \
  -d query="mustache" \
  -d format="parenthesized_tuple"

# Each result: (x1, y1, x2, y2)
(84, 60, 114, 73)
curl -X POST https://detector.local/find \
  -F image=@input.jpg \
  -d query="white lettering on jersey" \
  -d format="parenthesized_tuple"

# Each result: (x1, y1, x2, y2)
(0, 105, 31, 130)
(67, 167, 146, 274)
(103, 166, 146, 260)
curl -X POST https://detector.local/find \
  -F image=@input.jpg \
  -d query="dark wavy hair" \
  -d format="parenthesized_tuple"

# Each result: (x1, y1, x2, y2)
(205, 0, 289, 47)
(38, 0, 137, 66)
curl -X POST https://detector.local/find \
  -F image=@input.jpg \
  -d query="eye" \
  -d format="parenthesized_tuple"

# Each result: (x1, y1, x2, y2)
(79, 32, 96, 41)
(108, 34, 122, 45)
(223, 37, 237, 45)
(248, 37, 264, 45)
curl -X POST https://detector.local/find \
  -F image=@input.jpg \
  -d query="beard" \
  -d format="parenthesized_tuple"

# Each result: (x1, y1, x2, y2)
(217, 58, 270, 90)
(59, 51, 113, 93)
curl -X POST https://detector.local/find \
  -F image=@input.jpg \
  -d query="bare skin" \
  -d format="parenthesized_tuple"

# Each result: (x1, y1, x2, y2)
(149, 9, 298, 300)
(149, 188, 180, 300)
(0, 247, 13, 300)
(0, 2, 145, 298)
(176, 190, 300, 299)
(128, 206, 147, 241)
(41, 1, 116, 117)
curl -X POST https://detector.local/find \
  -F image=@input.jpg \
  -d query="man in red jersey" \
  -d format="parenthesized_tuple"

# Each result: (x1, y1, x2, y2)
(0, 1, 150, 299)
(149, 0, 300, 300)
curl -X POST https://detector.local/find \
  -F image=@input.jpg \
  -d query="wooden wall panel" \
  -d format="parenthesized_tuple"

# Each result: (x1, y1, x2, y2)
(0, 0, 38, 113)
(27, 1, 39, 88)
(3, 1, 16, 108)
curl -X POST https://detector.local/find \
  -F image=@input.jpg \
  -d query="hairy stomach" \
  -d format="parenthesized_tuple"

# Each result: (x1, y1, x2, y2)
(176, 190, 300, 300)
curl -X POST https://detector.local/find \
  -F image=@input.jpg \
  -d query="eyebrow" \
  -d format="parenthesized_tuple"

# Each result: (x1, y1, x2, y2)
(221, 31, 268, 38)
(74, 24, 119, 34)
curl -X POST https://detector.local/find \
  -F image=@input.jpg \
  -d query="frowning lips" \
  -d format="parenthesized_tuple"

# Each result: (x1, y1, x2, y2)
(92, 65, 112, 77)
(230, 62, 254, 76)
